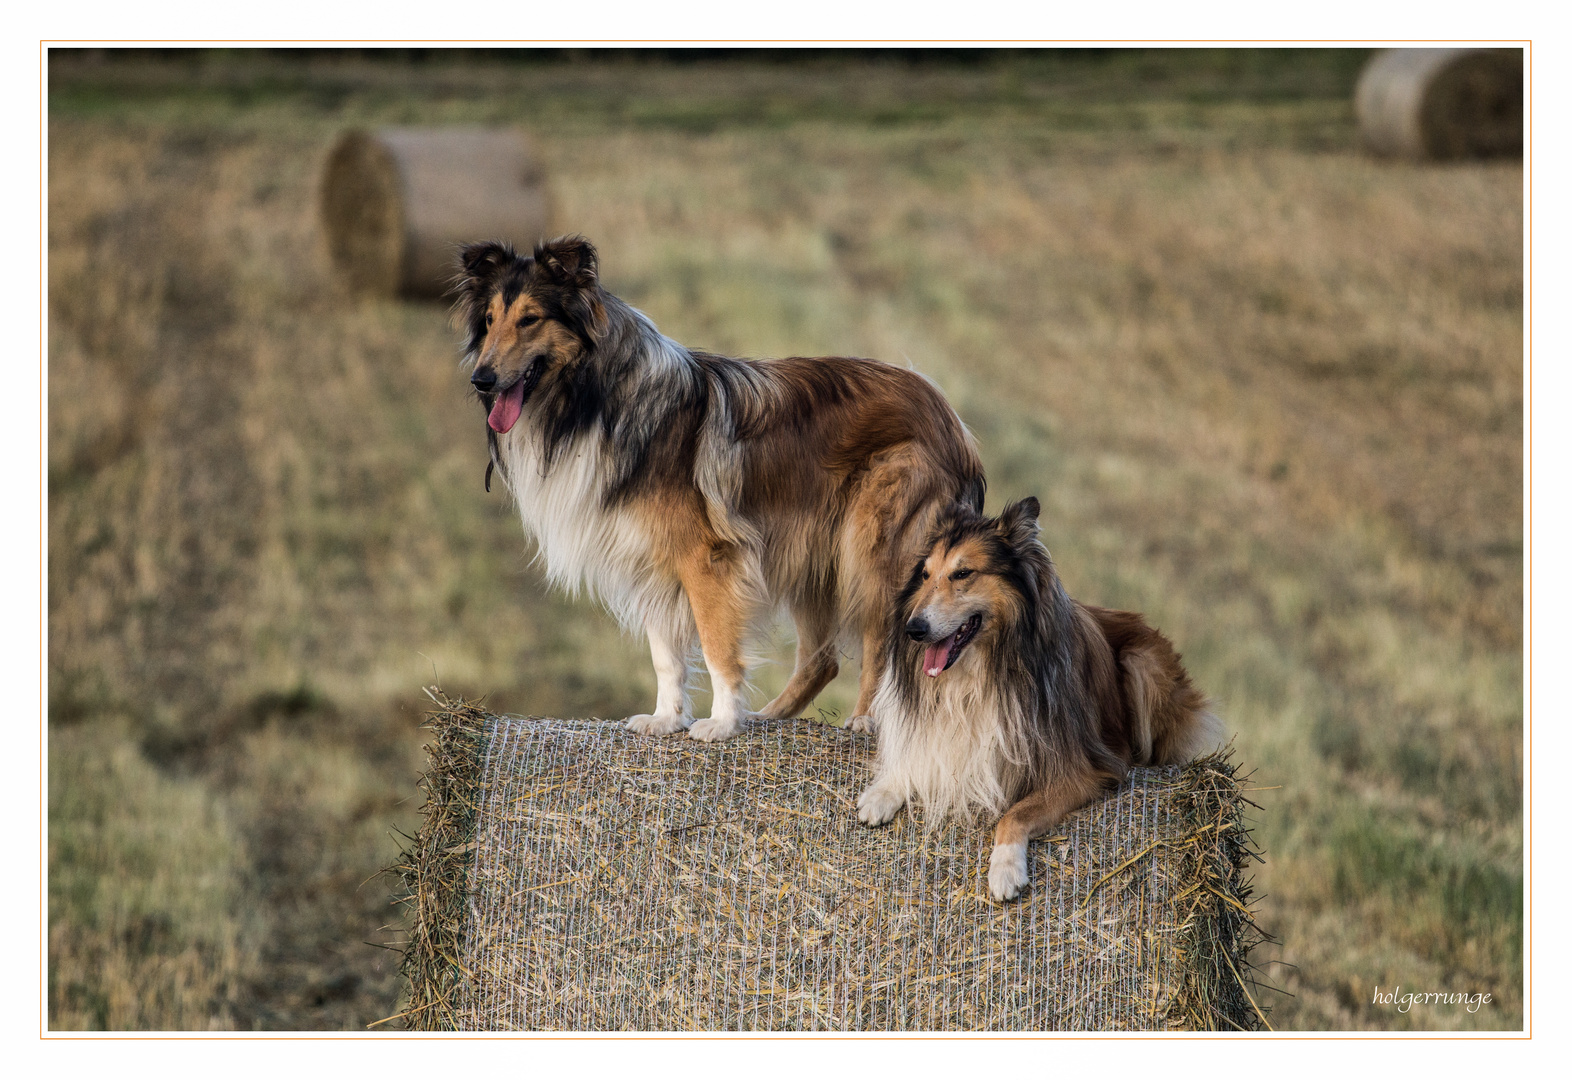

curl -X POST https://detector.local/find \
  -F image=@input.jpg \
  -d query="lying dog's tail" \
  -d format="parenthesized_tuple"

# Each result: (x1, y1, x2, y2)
(1122, 644, 1225, 765)
(1088, 606, 1227, 766)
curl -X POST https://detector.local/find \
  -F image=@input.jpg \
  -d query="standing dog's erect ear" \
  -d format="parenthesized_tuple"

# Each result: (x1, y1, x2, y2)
(452, 241, 519, 354)
(459, 240, 517, 283)
(534, 236, 600, 289)
(533, 235, 607, 343)
(455, 240, 517, 305)
(998, 496, 1042, 549)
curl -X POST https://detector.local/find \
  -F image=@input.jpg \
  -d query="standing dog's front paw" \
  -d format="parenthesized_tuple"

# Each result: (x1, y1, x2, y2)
(856, 783, 905, 826)
(988, 842, 1029, 901)
(688, 714, 744, 742)
(845, 714, 878, 734)
(627, 713, 691, 737)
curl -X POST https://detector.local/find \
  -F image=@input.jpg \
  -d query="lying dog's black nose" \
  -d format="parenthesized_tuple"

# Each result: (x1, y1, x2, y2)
(471, 368, 498, 393)
(905, 616, 929, 642)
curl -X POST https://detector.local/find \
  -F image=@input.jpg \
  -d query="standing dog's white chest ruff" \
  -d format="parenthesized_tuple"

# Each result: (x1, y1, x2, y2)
(497, 427, 683, 636)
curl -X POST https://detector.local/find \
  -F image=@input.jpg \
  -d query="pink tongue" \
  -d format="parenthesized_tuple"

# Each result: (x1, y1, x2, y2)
(487, 379, 526, 434)
(923, 632, 958, 678)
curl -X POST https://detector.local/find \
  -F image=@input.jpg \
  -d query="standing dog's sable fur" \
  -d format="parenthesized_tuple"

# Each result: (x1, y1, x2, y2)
(453, 235, 985, 741)
(856, 497, 1225, 900)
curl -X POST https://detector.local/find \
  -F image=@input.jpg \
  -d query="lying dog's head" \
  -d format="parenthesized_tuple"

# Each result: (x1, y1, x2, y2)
(451, 235, 609, 434)
(898, 497, 1045, 678)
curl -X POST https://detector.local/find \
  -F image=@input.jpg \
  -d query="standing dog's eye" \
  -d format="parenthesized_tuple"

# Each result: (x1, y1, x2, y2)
(921, 570, 930, 581)
(485, 311, 494, 328)
(519, 315, 540, 327)
(951, 568, 973, 581)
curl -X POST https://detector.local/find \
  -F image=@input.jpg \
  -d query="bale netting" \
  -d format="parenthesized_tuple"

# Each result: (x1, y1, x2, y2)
(1355, 48, 1523, 161)
(388, 692, 1269, 1032)
(319, 127, 552, 297)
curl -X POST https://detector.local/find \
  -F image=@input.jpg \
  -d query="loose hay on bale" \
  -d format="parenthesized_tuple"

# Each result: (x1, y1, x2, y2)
(319, 127, 553, 297)
(1355, 48, 1523, 161)
(389, 692, 1269, 1032)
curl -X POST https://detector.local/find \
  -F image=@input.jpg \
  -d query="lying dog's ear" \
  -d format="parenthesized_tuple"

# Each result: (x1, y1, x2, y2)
(998, 496, 1041, 548)
(534, 235, 599, 289)
(451, 240, 518, 353)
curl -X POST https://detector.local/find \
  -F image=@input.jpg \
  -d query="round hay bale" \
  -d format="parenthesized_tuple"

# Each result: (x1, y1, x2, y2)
(1355, 48, 1523, 161)
(319, 127, 552, 297)
(389, 695, 1269, 1032)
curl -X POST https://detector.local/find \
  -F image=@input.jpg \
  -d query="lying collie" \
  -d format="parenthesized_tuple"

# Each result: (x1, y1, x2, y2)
(454, 236, 985, 741)
(856, 497, 1225, 900)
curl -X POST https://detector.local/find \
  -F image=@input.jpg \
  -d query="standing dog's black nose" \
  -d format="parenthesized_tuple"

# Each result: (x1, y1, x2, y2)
(905, 616, 930, 642)
(471, 368, 498, 393)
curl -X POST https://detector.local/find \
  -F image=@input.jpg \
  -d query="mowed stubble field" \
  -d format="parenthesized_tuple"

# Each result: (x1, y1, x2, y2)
(47, 51, 1523, 1030)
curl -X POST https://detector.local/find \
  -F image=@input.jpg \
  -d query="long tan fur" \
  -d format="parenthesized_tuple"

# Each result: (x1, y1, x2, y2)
(857, 497, 1225, 900)
(452, 236, 986, 741)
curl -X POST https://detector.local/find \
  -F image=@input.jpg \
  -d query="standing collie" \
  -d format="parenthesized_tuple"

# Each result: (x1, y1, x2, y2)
(856, 497, 1225, 900)
(454, 236, 985, 742)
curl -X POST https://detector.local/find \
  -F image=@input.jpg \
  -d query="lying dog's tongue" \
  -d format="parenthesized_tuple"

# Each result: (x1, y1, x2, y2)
(487, 380, 526, 434)
(923, 631, 959, 678)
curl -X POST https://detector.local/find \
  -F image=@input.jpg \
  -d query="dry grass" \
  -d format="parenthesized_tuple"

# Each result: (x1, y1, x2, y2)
(49, 722, 257, 1029)
(47, 50, 1520, 1030)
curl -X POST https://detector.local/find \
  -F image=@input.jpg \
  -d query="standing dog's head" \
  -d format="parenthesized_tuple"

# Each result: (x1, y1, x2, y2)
(897, 497, 1047, 679)
(451, 235, 609, 434)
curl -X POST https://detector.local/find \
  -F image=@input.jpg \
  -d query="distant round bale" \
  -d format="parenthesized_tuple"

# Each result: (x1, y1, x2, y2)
(1355, 48, 1523, 161)
(320, 127, 552, 298)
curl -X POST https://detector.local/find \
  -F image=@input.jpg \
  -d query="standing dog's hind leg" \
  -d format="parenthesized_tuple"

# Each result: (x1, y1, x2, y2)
(758, 597, 839, 721)
(838, 445, 948, 734)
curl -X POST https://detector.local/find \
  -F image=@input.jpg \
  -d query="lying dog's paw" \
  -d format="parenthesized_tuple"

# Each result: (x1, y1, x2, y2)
(856, 783, 904, 826)
(845, 714, 878, 734)
(688, 715, 744, 743)
(626, 713, 691, 737)
(988, 842, 1029, 901)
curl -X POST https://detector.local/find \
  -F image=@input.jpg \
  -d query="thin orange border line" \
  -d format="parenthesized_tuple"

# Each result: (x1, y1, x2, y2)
(38, 35, 47, 1046)
(1523, 38, 1533, 1045)
(37, 39, 1533, 1042)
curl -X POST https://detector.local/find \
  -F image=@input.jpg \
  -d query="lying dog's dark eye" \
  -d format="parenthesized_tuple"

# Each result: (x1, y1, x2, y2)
(485, 312, 494, 328)
(921, 570, 930, 581)
(951, 568, 973, 581)
(519, 314, 540, 327)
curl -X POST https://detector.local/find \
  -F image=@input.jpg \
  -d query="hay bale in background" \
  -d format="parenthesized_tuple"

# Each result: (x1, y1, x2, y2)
(319, 127, 552, 297)
(1355, 49, 1523, 161)
(390, 694, 1269, 1032)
